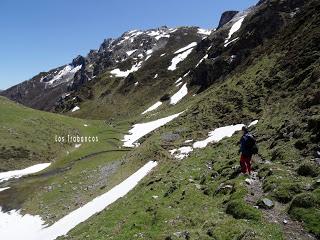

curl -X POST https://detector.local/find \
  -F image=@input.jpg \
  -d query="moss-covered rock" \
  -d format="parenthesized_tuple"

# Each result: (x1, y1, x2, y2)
(226, 200, 261, 220)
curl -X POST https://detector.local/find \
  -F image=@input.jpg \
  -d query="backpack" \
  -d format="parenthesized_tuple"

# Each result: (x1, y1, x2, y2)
(244, 134, 258, 155)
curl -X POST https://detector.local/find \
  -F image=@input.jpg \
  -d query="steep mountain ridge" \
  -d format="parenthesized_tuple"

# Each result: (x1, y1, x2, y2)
(1, 26, 211, 112)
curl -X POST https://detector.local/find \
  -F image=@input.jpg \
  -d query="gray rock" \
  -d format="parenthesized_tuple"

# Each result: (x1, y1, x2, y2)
(161, 132, 180, 142)
(215, 183, 233, 194)
(258, 198, 274, 209)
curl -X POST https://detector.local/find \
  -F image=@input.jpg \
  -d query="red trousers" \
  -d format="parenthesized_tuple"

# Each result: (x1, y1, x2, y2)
(240, 154, 252, 174)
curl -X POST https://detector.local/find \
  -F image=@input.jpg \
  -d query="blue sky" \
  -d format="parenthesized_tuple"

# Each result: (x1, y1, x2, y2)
(0, 0, 257, 89)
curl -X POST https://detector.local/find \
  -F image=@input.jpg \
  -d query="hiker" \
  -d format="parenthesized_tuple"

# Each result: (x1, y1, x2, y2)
(239, 126, 258, 175)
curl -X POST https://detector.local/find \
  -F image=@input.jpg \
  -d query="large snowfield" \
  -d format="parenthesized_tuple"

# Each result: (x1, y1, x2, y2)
(0, 161, 157, 240)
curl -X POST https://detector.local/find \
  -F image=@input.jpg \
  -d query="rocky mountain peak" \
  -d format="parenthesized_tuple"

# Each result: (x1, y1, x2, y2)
(72, 55, 86, 67)
(218, 11, 239, 28)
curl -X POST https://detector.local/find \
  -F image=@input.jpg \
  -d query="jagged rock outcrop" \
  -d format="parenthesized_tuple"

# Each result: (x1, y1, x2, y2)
(218, 11, 239, 28)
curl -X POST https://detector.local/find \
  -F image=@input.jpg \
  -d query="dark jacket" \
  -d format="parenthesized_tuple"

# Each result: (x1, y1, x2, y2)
(240, 133, 254, 157)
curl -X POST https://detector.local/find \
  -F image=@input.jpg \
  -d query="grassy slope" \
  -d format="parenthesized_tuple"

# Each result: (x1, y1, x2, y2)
(0, 96, 88, 171)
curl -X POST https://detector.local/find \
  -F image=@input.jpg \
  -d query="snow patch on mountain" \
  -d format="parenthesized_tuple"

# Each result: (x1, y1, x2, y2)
(193, 124, 244, 149)
(170, 120, 259, 159)
(174, 42, 197, 54)
(142, 101, 162, 115)
(71, 106, 80, 112)
(169, 146, 193, 160)
(123, 112, 183, 147)
(248, 120, 259, 127)
(126, 49, 137, 56)
(195, 54, 208, 67)
(197, 28, 212, 36)
(168, 48, 194, 71)
(0, 163, 51, 183)
(224, 37, 239, 47)
(46, 65, 82, 88)
(224, 15, 246, 47)
(0, 187, 10, 192)
(111, 61, 143, 78)
(170, 83, 188, 105)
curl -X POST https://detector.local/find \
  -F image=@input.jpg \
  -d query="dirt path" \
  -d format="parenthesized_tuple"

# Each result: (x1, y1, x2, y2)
(245, 169, 316, 240)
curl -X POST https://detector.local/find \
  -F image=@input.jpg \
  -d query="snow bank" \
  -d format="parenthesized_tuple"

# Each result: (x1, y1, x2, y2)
(71, 106, 80, 112)
(170, 83, 188, 105)
(126, 49, 137, 56)
(193, 119, 258, 148)
(176, 82, 183, 87)
(169, 146, 193, 160)
(0, 208, 46, 240)
(224, 37, 239, 47)
(0, 161, 157, 240)
(193, 124, 244, 149)
(110, 60, 143, 78)
(248, 120, 259, 127)
(117, 30, 143, 45)
(147, 29, 170, 40)
(142, 101, 162, 115)
(47, 65, 82, 87)
(195, 54, 208, 67)
(197, 28, 212, 36)
(169, 120, 259, 159)
(224, 16, 246, 47)
(0, 163, 51, 183)
(174, 42, 197, 54)
(168, 48, 194, 71)
(0, 187, 10, 192)
(123, 112, 183, 147)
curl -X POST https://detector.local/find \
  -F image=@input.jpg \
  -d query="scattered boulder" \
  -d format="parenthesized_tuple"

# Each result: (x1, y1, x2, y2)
(215, 183, 234, 195)
(161, 132, 180, 142)
(258, 198, 274, 209)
